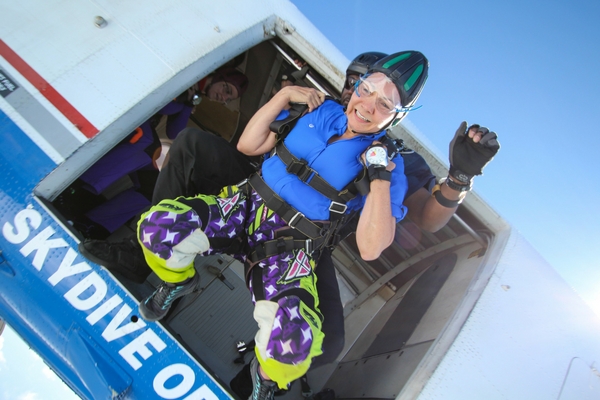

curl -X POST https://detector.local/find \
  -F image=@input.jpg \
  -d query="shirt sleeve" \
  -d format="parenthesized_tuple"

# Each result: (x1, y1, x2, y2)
(389, 157, 409, 222)
(402, 151, 436, 199)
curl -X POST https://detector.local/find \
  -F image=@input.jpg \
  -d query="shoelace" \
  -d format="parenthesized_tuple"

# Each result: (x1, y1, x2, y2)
(152, 283, 176, 310)
(253, 373, 276, 400)
(164, 286, 185, 306)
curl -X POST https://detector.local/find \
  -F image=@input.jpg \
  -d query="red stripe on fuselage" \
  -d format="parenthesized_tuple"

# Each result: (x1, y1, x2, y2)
(0, 39, 99, 138)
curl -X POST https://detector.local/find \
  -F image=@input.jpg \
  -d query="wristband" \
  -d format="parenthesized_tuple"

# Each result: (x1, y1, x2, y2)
(443, 176, 472, 192)
(432, 183, 461, 208)
(368, 165, 391, 182)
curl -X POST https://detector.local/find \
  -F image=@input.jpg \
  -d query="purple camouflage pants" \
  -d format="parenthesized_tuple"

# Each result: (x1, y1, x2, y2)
(138, 184, 324, 387)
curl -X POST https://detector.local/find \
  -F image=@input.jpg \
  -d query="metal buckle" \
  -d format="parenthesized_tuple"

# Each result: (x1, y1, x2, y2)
(288, 211, 304, 229)
(329, 201, 347, 214)
(305, 239, 313, 255)
(287, 160, 312, 182)
(236, 178, 249, 187)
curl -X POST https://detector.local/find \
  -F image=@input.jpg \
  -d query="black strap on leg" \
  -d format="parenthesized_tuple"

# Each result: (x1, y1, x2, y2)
(247, 235, 326, 264)
(208, 236, 246, 254)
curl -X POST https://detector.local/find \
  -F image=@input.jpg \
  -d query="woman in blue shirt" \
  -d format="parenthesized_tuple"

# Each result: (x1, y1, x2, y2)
(136, 51, 429, 396)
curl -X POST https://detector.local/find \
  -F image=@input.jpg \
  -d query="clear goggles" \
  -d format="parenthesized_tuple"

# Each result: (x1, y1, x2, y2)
(354, 74, 420, 115)
(344, 75, 359, 90)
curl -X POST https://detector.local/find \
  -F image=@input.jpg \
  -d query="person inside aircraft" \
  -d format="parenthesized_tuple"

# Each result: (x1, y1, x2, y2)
(67, 67, 249, 236)
(78, 50, 500, 398)
(159, 67, 249, 140)
(123, 51, 497, 399)
(82, 66, 249, 193)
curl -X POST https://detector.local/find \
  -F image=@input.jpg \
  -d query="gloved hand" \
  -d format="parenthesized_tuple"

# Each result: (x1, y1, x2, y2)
(449, 121, 500, 184)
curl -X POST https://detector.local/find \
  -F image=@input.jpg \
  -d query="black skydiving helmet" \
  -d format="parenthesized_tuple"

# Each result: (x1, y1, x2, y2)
(345, 51, 388, 90)
(367, 50, 429, 126)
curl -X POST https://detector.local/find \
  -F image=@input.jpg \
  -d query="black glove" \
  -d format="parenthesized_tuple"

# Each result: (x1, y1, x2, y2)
(449, 121, 500, 184)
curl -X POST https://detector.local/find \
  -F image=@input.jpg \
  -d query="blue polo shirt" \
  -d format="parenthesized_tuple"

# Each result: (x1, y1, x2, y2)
(262, 100, 408, 221)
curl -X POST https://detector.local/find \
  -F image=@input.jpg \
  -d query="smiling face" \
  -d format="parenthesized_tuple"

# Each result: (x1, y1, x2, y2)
(345, 72, 399, 134)
(206, 81, 239, 104)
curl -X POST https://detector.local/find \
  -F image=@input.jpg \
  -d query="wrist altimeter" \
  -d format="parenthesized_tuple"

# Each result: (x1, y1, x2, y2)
(365, 145, 391, 182)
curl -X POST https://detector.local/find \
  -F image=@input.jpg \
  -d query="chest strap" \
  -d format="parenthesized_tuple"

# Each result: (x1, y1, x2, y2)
(273, 135, 408, 204)
(272, 142, 371, 220)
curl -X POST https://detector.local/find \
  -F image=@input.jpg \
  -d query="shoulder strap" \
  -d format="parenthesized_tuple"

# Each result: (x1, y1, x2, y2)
(268, 96, 337, 141)
(269, 102, 308, 141)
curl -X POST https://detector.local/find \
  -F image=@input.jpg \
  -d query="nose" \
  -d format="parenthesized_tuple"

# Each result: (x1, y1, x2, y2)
(361, 92, 377, 114)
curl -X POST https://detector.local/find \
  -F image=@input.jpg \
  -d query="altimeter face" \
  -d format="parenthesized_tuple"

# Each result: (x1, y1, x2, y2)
(366, 145, 388, 167)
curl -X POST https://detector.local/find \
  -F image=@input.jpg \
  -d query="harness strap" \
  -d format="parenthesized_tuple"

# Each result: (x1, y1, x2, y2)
(208, 236, 245, 254)
(272, 142, 372, 221)
(272, 142, 359, 205)
(269, 103, 308, 141)
(248, 235, 327, 263)
(248, 174, 325, 240)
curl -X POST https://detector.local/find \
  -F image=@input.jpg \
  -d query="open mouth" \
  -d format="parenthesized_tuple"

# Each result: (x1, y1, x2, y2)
(355, 109, 370, 122)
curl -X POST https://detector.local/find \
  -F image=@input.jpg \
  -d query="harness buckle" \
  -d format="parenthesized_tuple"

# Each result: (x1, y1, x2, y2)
(329, 201, 348, 214)
(288, 211, 305, 229)
(286, 159, 312, 182)
(276, 237, 289, 253)
(305, 239, 313, 255)
(236, 178, 249, 187)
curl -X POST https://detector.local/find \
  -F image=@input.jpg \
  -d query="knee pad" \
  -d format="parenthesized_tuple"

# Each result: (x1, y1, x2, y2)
(138, 200, 209, 282)
(253, 296, 324, 388)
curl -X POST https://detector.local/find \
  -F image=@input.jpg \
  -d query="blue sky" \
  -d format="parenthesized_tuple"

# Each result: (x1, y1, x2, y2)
(2, 0, 600, 397)
(290, 0, 600, 312)
(0, 325, 79, 400)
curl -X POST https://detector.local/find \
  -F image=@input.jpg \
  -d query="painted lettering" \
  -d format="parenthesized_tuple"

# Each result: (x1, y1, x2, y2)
(64, 271, 107, 310)
(20, 226, 68, 270)
(48, 248, 92, 285)
(1, 78, 16, 92)
(2, 208, 42, 244)
(153, 363, 195, 399)
(101, 303, 146, 342)
(119, 328, 166, 370)
(87, 294, 123, 325)
(4, 207, 223, 398)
